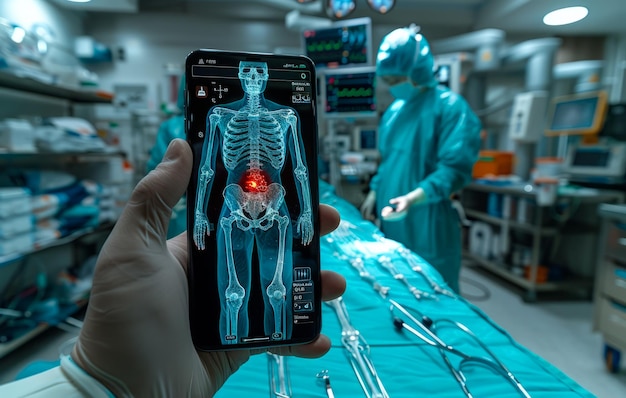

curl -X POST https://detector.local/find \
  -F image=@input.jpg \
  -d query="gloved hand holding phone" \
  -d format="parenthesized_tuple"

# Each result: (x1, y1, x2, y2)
(1, 138, 346, 397)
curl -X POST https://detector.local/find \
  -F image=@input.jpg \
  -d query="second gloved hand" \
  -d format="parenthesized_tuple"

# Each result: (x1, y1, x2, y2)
(381, 187, 427, 222)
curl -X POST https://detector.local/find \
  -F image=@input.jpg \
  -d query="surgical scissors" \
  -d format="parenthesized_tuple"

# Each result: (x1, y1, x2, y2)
(389, 299, 531, 398)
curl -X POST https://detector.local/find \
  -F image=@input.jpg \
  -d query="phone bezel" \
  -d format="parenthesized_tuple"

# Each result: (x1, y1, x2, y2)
(185, 49, 321, 351)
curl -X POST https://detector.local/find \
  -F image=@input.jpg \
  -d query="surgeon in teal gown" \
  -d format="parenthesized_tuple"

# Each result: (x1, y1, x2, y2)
(360, 26, 481, 292)
(146, 76, 187, 238)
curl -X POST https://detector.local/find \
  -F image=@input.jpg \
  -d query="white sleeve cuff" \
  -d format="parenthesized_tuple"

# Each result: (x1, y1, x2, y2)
(60, 355, 115, 398)
(0, 356, 114, 398)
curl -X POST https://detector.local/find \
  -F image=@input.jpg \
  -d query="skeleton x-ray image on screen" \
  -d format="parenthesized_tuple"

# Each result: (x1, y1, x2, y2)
(193, 61, 313, 345)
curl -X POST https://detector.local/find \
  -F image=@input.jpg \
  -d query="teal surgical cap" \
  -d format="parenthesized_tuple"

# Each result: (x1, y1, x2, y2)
(376, 26, 437, 87)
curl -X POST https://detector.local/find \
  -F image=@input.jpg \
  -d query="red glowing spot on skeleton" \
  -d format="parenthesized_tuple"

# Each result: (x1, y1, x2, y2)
(240, 169, 270, 193)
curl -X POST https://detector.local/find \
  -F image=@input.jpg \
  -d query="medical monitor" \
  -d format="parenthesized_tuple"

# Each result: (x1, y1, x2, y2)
(352, 125, 379, 158)
(545, 90, 608, 136)
(600, 103, 626, 142)
(433, 52, 472, 94)
(321, 66, 377, 119)
(302, 17, 372, 69)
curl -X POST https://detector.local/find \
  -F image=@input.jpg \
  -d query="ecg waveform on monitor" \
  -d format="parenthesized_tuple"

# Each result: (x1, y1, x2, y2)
(325, 71, 376, 115)
(307, 40, 344, 53)
(304, 24, 369, 67)
(337, 87, 373, 98)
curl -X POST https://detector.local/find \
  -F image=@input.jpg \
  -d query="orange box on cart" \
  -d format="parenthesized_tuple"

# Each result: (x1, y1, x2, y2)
(472, 150, 514, 178)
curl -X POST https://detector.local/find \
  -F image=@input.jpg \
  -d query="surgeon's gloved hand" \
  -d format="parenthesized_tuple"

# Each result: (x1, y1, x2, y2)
(71, 138, 346, 397)
(360, 190, 377, 220)
(381, 187, 427, 222)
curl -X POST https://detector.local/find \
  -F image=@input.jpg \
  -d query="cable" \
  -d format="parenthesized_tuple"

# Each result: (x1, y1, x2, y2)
(459, 275, 491, 302)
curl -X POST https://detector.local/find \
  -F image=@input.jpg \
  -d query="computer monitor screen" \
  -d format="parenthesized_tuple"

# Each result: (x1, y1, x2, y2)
(358, 127, 377, 150)
(322, 66, 377, 118)
(352, 125, 379, 158)
(545, 91, 608, 136)
(302, 17, 372, 69)
(600, 103, 626, 142)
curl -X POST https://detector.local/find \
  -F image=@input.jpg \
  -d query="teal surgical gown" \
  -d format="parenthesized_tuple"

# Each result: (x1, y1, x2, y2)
(146, 114, 186, 238)
(146, 77, 186, 238)
(370, 87, 481, 292)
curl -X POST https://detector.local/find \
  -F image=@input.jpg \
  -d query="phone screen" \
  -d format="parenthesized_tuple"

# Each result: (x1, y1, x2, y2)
(185, 50, 320, 351)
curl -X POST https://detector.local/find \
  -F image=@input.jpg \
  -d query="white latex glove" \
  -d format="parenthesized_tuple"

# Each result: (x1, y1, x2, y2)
(360, 190, 377, 220)
(69, 139, 346, 397)
(381, 187, 427, 222)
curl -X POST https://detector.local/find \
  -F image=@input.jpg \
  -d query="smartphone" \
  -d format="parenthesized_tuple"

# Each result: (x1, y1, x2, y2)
(185, 49, 320, 351)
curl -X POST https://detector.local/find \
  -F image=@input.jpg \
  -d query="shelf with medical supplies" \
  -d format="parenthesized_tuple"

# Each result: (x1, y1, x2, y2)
(0, 63, 124, 361)
(0, 221, 114, 269)
(0, 152, 130, 262)
(464, 208, 558, 236)
(463, 250, 593, 294)
(0, 303, 87, 360)
(0, 149, 125, 160)
(0, 221, 113, 359)
(0, 229, 100, 359)
(593, 203, 626, 373)
(0, 69, 113, 104)
(461, 182, 624, 302)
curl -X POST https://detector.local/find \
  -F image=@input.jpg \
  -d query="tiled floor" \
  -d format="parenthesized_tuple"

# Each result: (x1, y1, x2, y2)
(460, 264, 626, 398)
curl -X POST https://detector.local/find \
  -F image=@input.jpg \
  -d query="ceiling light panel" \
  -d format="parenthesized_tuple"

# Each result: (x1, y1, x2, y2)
(543, 6, 589, 26)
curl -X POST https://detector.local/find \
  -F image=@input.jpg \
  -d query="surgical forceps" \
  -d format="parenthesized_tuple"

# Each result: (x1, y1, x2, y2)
(389, 299, 531, 398)
(326, 297, 389, 398)
(267, 352, 291, 398)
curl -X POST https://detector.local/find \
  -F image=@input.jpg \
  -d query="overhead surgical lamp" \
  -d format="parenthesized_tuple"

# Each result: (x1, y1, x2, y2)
(325, 0, 396, 19)
(326, 0, 356, 19)
(10, 25, 26, 44)
(367, 0, 395, 14)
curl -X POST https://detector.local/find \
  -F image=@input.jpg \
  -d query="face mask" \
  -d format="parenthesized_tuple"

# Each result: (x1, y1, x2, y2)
(389, 81, 418, 100)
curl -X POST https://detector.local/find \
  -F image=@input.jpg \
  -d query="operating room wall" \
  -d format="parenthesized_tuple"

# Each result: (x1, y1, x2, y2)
(82, 11, 470, 112)
(82, 12, 294, 110)
(82, 11, 614, 155)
